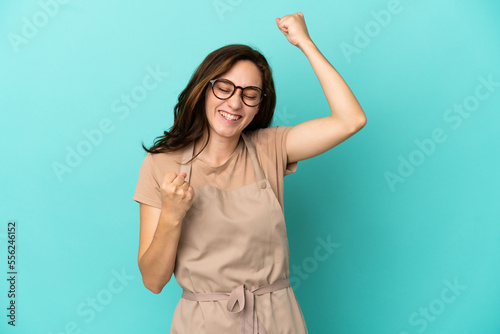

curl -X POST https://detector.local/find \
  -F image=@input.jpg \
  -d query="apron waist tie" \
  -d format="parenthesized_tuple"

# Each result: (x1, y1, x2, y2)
(181, 278, 291, 334)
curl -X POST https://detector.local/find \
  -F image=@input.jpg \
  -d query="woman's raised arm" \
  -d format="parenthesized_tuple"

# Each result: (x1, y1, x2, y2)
(276, 12, 367, 163)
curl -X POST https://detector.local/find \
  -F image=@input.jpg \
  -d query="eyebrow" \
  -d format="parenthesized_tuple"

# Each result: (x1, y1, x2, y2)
(219, 78, 262, 89)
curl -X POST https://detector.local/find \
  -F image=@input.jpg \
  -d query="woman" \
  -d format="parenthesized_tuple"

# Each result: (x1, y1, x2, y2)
(133, 13, 366, 334)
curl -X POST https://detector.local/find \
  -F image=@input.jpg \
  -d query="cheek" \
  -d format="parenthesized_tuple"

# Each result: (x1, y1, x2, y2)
(246, 110, 259, 123)
(253, 107, 261, 117)
(206, 91, 221, 110)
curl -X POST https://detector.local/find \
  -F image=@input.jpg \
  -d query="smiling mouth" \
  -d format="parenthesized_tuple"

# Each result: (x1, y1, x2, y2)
(219, 110, 242, 121)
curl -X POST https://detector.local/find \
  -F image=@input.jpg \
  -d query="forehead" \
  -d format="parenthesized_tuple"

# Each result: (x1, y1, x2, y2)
(221, 60, 262, 87)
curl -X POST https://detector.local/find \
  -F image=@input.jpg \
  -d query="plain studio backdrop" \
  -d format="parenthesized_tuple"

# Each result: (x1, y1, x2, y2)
(1, 0, 499, 333)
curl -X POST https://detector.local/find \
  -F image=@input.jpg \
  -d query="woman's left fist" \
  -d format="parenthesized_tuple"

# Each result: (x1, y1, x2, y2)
(276, 12, 312, 47)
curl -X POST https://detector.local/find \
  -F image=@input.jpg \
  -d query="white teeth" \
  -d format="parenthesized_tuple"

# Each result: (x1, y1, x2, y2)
(219, 111, 241, 121)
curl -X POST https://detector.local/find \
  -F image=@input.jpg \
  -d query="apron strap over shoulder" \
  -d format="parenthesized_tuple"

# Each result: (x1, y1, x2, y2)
(241, 132, 267, 189)
(179, 141, 194, 183)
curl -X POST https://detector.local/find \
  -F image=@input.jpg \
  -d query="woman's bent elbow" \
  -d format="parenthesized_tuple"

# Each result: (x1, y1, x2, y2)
(143, 277, 169, 294)
(147, 285, 163, 294)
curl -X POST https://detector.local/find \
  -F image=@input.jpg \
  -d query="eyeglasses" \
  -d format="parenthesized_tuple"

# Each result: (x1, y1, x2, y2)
(209, 78, 266, 107)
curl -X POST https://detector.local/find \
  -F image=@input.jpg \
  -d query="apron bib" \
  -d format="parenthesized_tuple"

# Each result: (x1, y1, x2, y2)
(170, 132, 307, 334)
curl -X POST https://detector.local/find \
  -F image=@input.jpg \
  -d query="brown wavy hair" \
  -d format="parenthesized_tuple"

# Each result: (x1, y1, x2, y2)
(141, 44, 276, 158)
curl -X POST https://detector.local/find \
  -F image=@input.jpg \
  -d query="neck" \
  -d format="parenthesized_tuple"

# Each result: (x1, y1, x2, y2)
(194, 130, 241, 167)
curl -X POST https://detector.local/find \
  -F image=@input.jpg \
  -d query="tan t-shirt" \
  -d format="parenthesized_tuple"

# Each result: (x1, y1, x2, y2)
(132, 126, 298, 211)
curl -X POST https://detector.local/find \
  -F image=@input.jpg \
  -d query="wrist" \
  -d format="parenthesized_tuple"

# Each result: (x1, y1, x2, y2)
(297, 39, 316, 52)
(159, 208, 184, 228)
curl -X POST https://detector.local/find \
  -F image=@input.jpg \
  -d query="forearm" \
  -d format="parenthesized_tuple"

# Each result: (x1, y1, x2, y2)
(138, 211, 182, 294)
(298, 40, 366, 127)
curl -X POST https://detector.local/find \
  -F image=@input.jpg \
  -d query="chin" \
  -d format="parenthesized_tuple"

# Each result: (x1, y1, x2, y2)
(210, 126, 239, 139)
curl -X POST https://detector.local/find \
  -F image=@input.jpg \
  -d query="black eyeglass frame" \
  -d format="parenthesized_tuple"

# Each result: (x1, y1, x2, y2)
(208, 78, 266, 107)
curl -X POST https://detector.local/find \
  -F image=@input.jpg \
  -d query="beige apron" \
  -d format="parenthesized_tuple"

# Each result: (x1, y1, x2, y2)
(171, 132, 308, 334)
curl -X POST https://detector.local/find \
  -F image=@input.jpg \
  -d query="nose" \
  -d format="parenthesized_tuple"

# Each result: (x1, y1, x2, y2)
(226, 87, 244, 109)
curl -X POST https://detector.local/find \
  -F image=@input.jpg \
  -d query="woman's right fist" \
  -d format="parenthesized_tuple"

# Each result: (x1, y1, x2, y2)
(160, 171, 195, 223)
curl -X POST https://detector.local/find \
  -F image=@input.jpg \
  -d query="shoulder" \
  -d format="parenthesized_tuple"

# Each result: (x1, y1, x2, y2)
(147, 149, 183, 164)
(245, 126, 293, 147)
(244, 126, 293, 167)
(139, 149, 185, 178)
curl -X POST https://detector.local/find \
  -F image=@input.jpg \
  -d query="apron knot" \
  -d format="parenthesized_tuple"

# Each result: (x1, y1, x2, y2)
(227, 283, 262, 334)
(182, 279, 291, 334)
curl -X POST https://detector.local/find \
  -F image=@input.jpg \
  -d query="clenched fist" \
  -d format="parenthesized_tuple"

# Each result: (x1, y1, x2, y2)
(160, 171, 195, 223)
(276, 12, 313, 48)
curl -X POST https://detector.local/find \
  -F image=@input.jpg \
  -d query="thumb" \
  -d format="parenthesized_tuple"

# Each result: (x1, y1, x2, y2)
(276, 18, 288, 34)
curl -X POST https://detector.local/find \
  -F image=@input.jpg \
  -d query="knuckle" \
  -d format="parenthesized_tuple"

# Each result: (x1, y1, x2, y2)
(164, 171, 176, 180)
(166, 183, 177, 193)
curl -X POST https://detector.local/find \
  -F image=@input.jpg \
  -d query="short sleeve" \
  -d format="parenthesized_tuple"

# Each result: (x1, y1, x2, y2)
(279, 126, 298, 176)
(246, 126, 299, 210)
(247, 126, 299, 177)
(132, 153, 162, 209)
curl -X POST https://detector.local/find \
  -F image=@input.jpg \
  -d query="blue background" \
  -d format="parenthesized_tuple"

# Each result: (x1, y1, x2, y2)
(1, 0, 500, 333)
